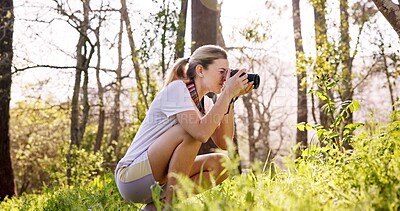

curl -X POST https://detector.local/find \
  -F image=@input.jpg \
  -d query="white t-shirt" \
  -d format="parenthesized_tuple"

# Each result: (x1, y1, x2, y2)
(116, 80, 214, 170)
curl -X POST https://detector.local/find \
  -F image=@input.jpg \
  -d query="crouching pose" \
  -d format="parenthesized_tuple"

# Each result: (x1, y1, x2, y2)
(115, 45, 253, 209)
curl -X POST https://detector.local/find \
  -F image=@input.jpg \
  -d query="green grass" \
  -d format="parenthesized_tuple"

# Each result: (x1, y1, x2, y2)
(1, 119, 399, 211)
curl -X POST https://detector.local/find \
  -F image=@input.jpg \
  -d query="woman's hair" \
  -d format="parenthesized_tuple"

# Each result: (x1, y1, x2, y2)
(163, 45, 227, 87)
(163, 58, 188, 87)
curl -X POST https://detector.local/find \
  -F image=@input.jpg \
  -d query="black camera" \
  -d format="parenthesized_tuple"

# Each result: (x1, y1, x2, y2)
(230, 69, 260, 89)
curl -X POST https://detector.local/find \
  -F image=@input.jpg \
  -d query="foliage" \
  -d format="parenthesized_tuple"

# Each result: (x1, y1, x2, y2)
(138, 0, 179, 79)
(2, 116, 400, 210)
(0, 171, 139, 211)
(48, 144, 104, 187)
(172, 115, 400, 210)
(297, 76, 364, 150)
(8, 96, 145, 195)
(240, 18, 270, 43)
(9, 100, 70, 194)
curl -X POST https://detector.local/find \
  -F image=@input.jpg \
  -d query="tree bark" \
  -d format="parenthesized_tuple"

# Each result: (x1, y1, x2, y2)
(377, 31, 396, 113)
(191, 0, 218, 51)
(292, 0, 308, 157)
(340, 0, 353, 149)
(69, 0, 92, 147)
(120, 0, 148, 110)
(242, 95, 256, 162)
(108, 16, 124, 157)
(371, 0, 400, 39)
(0, 0, 16, 200)
(67, 0, 94, 183)
(174, 0, 188, 60)
(216, 0, 225, 47)
(94, 19, 105, 153)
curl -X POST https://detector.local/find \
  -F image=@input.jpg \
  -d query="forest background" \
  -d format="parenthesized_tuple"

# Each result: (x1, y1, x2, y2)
(0, 0, 400, 209)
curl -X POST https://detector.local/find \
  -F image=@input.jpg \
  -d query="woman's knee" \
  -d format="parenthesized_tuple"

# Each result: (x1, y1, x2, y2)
(204, 153, 228, 171)
(209, 153, 229, 181)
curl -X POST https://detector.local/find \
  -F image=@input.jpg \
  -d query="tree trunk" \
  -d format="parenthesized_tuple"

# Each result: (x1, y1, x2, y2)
(377, 31, 396, 114)
(67, 0, 92, 183)
(108, 16, 124, 158)
(120, 0, 148, 110)
(192, 0, 220, 154)
(174, 0, 188, 60)
(292, 0, 308, 158)
(191, 0, 218, 51)
(242, 95, 256, 163)
(340, 0, 353, 149)
(371, 0, 400, 39)
(0, 0, 16, 200)
(232, 121, 242, 173)
(254, 99, 272, 163)
(216, 0, 225, 47)
(69, 0, 91, 147)
(313, 0, 333, 130)
(94, 20, 105, 153)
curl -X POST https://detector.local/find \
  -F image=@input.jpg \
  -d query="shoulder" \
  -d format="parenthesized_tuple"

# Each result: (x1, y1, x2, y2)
(166, 80, 187, 89)
(161, 80, 190, 96)
(158, 80, 191, 102)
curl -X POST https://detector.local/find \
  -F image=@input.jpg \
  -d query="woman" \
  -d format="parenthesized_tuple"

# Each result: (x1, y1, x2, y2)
(115, 45, 253, 208)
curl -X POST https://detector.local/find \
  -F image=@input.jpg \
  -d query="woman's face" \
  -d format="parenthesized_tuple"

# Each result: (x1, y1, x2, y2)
(203, 58, 229, 94)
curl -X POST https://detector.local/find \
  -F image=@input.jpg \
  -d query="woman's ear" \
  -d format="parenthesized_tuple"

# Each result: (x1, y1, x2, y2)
(195, 64, 205, 78)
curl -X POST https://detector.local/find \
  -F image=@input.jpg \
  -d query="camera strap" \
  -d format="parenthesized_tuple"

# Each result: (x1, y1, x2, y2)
(185, 80, 205, 115)
(224, 97, 238, 115)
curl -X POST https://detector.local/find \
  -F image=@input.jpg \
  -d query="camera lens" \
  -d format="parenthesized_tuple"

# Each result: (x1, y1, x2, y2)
(247, 73, 260, 89)
(230, 69, 260, 89)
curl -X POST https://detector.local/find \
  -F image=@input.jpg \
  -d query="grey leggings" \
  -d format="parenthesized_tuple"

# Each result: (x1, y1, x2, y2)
(115, 151, 164, 204)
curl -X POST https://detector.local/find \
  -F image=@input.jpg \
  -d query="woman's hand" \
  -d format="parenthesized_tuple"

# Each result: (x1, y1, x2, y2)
(238, 81, 254, 96)
(224, 68, 254, 99)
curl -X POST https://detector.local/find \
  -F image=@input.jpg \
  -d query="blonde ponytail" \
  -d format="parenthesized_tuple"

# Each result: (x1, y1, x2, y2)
(163, 58, 188, 87)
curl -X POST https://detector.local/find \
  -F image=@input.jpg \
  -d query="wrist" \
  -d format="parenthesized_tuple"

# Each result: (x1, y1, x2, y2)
(222, 88, 236, 101)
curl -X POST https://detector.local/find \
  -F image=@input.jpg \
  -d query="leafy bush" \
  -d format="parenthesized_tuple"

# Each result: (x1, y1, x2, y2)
(3, 115, 399, 211)
(10, 100, 70, 194)
(48, 144, 105, 187)
(0, 171, 139, 211)
(168, 117, 400, 210)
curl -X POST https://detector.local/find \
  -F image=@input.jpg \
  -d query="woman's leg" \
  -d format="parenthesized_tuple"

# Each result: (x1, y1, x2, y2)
(148, 124, 229, 204)
(189, 153, 229, 190)
(147, 124, 202, 202)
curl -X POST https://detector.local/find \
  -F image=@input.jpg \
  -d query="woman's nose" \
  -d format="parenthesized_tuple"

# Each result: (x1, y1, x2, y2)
(223, 72, 227, 80)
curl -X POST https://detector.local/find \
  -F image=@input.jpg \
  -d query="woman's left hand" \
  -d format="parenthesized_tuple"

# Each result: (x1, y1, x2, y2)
(237, 81, 254, 96)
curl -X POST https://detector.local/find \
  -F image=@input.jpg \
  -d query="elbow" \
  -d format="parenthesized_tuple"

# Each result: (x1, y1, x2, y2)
(193, 132, 210, 144)
(198, 135, 210, 144)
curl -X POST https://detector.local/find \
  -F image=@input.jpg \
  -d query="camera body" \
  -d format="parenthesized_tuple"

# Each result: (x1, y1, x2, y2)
(230, 69, 260, 89)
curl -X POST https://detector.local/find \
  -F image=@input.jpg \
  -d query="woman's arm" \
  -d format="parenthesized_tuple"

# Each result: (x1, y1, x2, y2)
(176, 69, 249, 143)
(210, 103, 234, 150)
(177, 85, 253, 145)
(211, 82, 254, 150)
(176, 89, 233, 143)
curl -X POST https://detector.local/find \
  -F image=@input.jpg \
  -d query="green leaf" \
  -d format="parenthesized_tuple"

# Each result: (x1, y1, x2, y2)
(315, 90, 328, 101)
(327, 81, 336, 89)
(297, 123, 306, 131)
(305, 123, 313, 130)
(352, 100, 360, 111)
